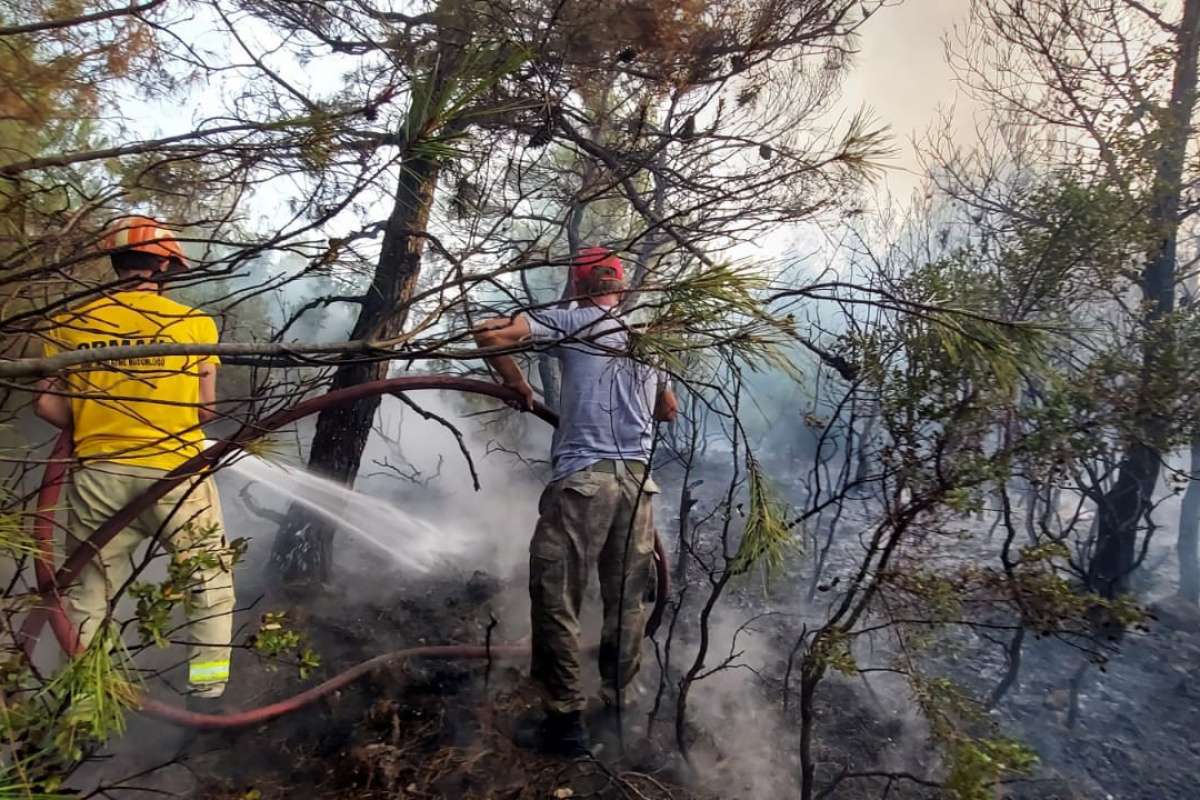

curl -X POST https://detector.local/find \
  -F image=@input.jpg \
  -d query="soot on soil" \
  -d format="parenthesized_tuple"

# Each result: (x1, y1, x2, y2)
(179, 568, 702, 800)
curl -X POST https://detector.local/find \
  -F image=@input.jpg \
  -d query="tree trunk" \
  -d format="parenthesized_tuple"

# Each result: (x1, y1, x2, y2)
(535, 91, 615, 412)
(535, 356, 560, 413)
(986, 626, 1025, 709)
(1090, 0, 1200, 597)
(675, 477, 698, 586)
(534, 217, 577, 414)
(1178, 435, 1200, 603)
(269, 152, 443, 589)
(807, 515, 839, 602)
(797, 656, 824, 800)
(853, 406, 877, 484)
(674, 570, 731, 764)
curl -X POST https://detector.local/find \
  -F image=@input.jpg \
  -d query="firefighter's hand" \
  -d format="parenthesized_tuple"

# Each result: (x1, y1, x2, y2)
(505, 379, 535, 411)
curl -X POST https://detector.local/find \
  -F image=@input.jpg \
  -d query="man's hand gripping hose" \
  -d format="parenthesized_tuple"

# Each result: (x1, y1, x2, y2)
(22, 376, 670, 729)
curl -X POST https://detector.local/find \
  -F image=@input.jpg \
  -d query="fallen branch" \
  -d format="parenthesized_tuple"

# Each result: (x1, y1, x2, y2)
(237, 481, 287, 525)
(815, 769, 942, 800)
(0, 337, 520, 379)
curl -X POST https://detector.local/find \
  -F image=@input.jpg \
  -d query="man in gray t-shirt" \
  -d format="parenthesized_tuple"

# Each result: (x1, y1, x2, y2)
(526, 304, 660, 481)
(474, 247, 677, 757)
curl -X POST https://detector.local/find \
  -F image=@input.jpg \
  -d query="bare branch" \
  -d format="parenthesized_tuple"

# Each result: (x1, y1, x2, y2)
(0, 0, 167, 37)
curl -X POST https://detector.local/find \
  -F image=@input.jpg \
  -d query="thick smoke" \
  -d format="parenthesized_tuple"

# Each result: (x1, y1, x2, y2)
(216, 390, 553, 631)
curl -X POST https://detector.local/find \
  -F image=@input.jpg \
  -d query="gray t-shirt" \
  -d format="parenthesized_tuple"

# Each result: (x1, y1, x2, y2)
(527, 305, 661, 481)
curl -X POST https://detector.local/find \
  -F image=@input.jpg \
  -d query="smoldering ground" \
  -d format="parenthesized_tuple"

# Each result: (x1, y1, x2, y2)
(23, 379, 1200, 800)
(45, 386, 864, 799)
(55, 389, 549, 792)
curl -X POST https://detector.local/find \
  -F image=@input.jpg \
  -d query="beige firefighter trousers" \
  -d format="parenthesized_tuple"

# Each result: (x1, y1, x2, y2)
(63, 462, 236, 698)
(529, 461, 659, 714)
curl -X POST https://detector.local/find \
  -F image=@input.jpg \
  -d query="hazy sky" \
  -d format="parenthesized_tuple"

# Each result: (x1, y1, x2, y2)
(754, 1, 979, 263)
(139, 1, 981, 266)
(841, 0, 978, 201)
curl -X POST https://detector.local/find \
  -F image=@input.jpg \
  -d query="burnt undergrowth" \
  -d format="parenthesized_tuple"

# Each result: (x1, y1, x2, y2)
(160, 568, 708, 800)
(68, 459, 1200, 800)
(939, 597, 1200, 800)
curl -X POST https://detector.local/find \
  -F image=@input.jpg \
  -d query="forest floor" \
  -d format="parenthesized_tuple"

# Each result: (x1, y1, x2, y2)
(955, 593, 1200, 800)
(75, 560, 935, 800)
(71, 557, 1200, 799)
(82, 568, 713, 800)
(65, 457, 1200, 799)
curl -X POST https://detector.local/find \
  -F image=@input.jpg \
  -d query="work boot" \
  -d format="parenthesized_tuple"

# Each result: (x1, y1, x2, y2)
(514, 710, 591, 759)
(185, 693, 227, 716)
(588, 703, 646, 757)
(176, 693, 233, 754)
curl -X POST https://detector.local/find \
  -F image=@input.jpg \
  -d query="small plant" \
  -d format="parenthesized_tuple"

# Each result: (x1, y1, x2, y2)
(912, 675, 1038, 800)
(129, 524, 247, 648)
(250, 613, 321, 679)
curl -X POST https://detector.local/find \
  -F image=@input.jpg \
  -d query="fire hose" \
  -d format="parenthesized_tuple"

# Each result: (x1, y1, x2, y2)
(22, 376, 670, 729)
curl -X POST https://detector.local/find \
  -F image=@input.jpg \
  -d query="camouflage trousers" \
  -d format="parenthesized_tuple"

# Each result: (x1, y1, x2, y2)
(529, 461, 659, 714)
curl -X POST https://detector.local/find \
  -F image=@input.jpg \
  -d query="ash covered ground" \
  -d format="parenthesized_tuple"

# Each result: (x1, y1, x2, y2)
(72, 527, 1200, 800)
(63, 400, 1200, 799)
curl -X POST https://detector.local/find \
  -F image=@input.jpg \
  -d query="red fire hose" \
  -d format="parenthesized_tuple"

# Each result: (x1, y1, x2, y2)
(24, 376, 670, 729)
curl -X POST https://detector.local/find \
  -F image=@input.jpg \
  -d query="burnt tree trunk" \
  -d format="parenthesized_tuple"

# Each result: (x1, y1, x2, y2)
(269, 153, 443, 589)
(1178, 435, 1200, 603)
(797, 649, 825, 800)
(674, 478, 698, 586)
(1090, 0, 1200, 598)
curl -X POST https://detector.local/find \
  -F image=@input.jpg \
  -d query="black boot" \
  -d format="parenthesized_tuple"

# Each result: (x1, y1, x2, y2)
(175, 694, 232, 755)
(185, 694, 227, 716)
(588, 703, 647, 757)
(514, 710, 591, 758)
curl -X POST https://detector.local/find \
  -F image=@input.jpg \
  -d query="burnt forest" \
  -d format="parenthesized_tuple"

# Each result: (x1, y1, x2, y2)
(3, 0, 1200, 799)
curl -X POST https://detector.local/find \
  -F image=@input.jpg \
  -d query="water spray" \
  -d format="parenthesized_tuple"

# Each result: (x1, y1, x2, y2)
(23, 375, 670, 729)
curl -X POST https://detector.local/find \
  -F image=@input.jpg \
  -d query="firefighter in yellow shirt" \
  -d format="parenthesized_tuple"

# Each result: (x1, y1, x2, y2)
(34, 217, 236, 710)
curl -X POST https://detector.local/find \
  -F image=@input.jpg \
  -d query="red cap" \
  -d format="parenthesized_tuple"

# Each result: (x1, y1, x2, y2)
(571, 246, 624, 285)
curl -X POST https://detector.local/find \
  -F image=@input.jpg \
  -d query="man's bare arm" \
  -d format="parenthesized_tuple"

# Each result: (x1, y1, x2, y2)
(654, 384, 678, 423)
(33, 376, 72, 429)
(473, 315, 535, 409)
(198, 363, 218, 423)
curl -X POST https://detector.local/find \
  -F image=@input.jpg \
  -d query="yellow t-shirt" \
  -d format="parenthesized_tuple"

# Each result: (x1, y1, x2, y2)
(43, 291, 220, 470)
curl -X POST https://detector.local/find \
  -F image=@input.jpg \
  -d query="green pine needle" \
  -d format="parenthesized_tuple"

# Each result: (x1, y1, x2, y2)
(38, 629, 140, 762)
(730, 459, 797, 580)
(631, 261, 798, 377)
